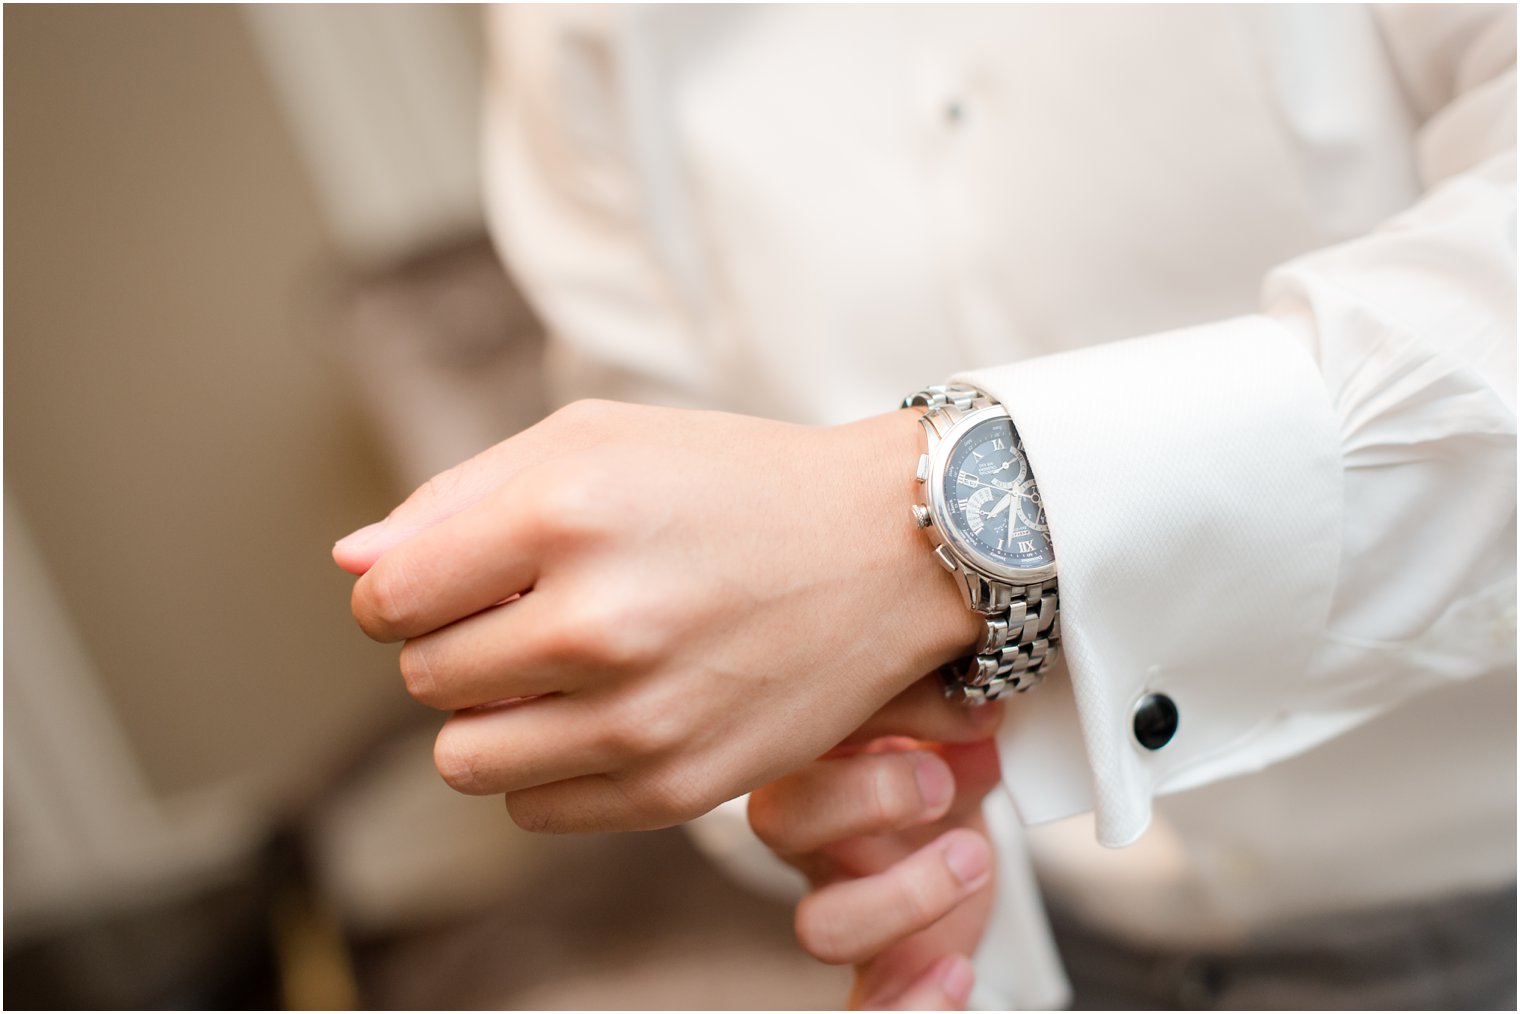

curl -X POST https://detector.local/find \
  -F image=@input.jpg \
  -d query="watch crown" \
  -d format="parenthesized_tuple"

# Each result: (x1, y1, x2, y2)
(911, 503, 932, 528)
(915, 454, 930, 483)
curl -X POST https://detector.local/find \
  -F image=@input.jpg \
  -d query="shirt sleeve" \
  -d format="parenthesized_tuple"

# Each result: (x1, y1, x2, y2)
(956, 7, 1517, 848)
(481, 5, 726, 412)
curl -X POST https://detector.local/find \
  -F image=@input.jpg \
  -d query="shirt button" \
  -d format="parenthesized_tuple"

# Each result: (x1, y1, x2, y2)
(1133, 693, 1179, 750)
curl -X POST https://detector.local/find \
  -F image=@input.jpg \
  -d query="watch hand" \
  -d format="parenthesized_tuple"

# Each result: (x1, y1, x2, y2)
(989, 493, 1013, 517)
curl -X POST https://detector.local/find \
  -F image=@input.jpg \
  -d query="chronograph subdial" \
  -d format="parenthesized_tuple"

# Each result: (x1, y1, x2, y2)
(1017, 479, 1048, 532)
(984, 449, 1027, 490)
(964, 484, 1016, 542)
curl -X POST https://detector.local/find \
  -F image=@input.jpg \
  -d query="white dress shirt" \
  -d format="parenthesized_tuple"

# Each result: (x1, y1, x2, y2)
(482, 5, 1516, 1008)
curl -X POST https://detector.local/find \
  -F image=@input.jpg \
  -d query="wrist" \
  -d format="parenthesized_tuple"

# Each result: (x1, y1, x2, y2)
(837, 408, 986, 691)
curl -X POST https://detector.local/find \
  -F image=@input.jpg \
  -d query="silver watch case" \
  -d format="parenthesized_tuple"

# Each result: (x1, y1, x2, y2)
(923, 404, 1058, 589)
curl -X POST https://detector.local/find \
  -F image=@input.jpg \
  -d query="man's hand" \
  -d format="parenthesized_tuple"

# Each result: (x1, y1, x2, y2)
(748, 683, 1004, 1010)
(336, 400, 983, 832)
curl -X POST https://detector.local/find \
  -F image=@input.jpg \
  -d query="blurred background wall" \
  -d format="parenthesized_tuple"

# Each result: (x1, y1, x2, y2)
(3, 5, 842, 1008)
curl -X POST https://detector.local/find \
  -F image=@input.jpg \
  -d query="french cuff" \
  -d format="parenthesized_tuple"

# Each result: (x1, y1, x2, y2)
(953, 316, 1342, 848)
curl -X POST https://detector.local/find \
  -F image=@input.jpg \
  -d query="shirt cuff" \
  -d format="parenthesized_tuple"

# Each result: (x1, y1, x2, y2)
(954, 316, 1342, 847)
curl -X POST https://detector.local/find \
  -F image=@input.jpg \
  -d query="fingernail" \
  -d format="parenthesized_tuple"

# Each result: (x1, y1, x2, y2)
(944, 835, 990, 888)
(937, 955, 975, 1006)
(914, 753, 954, 812)
(334, 519, 386, 551)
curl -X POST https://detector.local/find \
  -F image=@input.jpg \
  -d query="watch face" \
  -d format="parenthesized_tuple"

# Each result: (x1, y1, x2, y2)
(942, 416, 1054, 571)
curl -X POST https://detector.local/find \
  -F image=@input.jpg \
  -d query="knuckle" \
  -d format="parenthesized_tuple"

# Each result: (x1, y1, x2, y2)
(529, 609, 590, 664)
(544, 599, 668, 671)
(599, 718, 661, 760)
(534, 477, 598, 524)
(601, 617, 667, 670)
(551, 398, 596, 423)
(533, 610, 608, 670)
(525, 479, 612, 546)
(600, 617, 665, 670)
(524, 473, 646, 553)
(606, 689, 685, 757)
(504, 793, 560, 834)
(794, 896, 853, 965)
(551, 397, 625, 428)
(433, 727, 489, 795)
(398, 639, 444, 707)
(355, 558, 422, 641)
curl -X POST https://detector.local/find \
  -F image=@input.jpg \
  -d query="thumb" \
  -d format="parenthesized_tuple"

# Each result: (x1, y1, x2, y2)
(332, 424, 556, 575)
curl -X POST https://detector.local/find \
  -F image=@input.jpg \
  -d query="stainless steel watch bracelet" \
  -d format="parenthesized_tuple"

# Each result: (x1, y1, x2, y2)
(903, 384, 1062, 703)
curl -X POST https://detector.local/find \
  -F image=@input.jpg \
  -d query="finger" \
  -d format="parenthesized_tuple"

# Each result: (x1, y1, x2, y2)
(814, 742, 1001, 879)
(861, 954, 975, 1011)
(351, 476, 542, 642)
(333, 423, 563, 575)
(432, 694, 614, 796)
(796, 829, 993, 966)
(502, 766, 710, 834)
(333, 400, 621, 574)
(748, 750, 955, 856)
(843, 677, 1004, 746)
(398, 590, 590, 710)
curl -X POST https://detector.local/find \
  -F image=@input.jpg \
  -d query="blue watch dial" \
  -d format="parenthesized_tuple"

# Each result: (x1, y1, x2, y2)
(943, 417, 1053, 570)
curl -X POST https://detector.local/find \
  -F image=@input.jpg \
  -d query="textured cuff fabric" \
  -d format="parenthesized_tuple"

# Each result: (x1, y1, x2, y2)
(955, 316, 1342, 847)
(970, 786, 1072, 1011)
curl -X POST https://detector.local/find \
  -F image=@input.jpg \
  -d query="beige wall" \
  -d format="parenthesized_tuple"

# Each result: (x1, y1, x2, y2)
(4, 5, 409, 811)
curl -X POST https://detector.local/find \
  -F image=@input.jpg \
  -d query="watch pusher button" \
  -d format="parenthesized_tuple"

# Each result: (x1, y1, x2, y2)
(932, 544, 959, 572)
(911, 504, 932, 528)
(915, 454, 930, 483)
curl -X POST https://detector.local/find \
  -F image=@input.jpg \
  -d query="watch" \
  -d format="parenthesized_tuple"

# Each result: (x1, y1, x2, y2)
(903, 384, 1061, 703)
